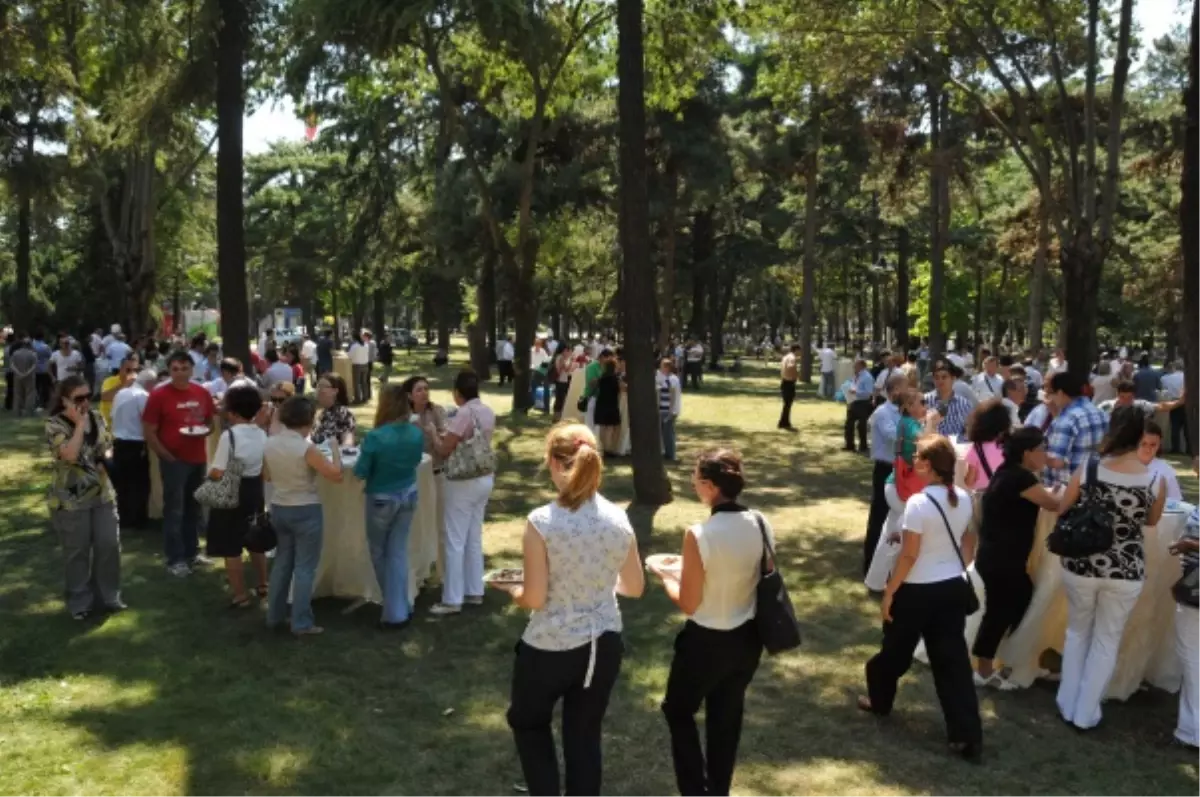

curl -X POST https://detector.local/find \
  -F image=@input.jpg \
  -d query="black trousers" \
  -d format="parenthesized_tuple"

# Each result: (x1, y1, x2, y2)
(864, 460, 893, 576)
(972, 559, 1033, 660)
(4, 371, 11, 411)
(507, 633, 623, 797)
(844, 400, 871, 451)
(553, 380, 570, 416)
(1170, 405, 1191, 455)
(35, 372, 52, 408)
(686, 361, 702, 390)
(865, 579, 982, 747)
(111, 439, 150, 528)
(662, 620, 763, 797)
(778, 379, 797, 428)
(498, 360, 514, 385)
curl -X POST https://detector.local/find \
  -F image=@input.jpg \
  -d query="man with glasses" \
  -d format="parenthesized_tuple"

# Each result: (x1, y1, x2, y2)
(1043, 371, 1109, 487)
(143, 351, 215, 577)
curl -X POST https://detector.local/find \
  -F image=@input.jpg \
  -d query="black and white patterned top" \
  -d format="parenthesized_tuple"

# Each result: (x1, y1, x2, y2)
(1061, 461, 1162, 581)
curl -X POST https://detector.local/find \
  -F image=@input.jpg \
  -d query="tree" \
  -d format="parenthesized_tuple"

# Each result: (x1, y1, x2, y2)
(217, 0, 250, 364)
(1182, 0, 1198, 453)
(618, 0, 672, 504)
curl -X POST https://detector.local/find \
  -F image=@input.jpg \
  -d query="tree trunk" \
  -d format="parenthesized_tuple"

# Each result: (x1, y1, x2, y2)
(372, 287, 386, 339)
(1060, 236, 1102, 381)
(657, 157, 679, 353)
(509, 252, 538, 413)
(689, 208, 713, 339)
(798, 88, 821, 380)
(471, 256, 493, 380)
(973, 259, 983, 351)
(1182, 0, 1199, 454)
(618, 0, 671, 504)
(1029, 200, 1049, 354)
(215, 0, 250, 366)
(14, 107, 36, 332)
(928, 79, 947, 362)
(895, 226, 910, 350)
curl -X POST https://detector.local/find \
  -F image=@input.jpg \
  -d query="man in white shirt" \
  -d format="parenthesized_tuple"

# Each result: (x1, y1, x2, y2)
(817, 343, 837, 399)
(300, 334, 318, 384)
(49, 335, 84, 382)
(530, 337, 552, 414)
(972, 356, 1004, 401)
(656, 357, 683, 460)
(110, 369, 158, 528)
(496, 335, 515, 385)
(1047, 347, 1068, 376)
(685, 339, 705, 390)
(873, 352, 903, 404)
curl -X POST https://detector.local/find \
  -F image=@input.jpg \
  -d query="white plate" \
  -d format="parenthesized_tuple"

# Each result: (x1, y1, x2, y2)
(179, 426, 210, 437)
(485, 568, 524, 586)
(645, 553, 682, 574)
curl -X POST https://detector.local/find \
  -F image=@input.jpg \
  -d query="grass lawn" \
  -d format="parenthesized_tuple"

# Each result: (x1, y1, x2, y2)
(1, 344, 1197, 796)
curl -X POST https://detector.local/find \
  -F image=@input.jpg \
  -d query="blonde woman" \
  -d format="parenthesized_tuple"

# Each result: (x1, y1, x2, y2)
(492, 423, 644, 796)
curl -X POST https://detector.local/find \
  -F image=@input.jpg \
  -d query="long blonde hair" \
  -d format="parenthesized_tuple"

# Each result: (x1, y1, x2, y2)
(373, 384, 411, 428)
(545, 422, 602, 511)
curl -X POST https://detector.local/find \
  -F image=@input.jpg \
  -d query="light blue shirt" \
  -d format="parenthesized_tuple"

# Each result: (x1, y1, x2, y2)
(853, 370, 875, 401)
(870, 401, 901, 464)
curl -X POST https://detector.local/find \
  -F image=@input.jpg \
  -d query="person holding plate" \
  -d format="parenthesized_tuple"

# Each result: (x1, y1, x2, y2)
(650, 448, 768, 796)
(492, 423, 644, 796)
(143, 351, 216, 578)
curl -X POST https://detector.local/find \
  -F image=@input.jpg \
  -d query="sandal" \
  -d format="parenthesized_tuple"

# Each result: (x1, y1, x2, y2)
(229, 595, 253, 610)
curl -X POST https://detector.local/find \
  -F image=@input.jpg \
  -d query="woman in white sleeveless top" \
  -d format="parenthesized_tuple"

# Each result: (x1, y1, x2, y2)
(650, 448, 770, 797)
(491, 423, 644, 796)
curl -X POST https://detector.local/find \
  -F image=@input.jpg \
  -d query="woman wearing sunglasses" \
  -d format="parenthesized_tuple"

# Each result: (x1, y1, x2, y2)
(44, 375, 123, 620)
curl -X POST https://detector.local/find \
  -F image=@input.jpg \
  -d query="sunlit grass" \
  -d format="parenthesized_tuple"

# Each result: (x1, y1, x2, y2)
(0, 344, 1196, 795)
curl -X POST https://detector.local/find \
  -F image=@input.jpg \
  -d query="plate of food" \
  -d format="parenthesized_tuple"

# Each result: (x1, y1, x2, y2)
(340, 446, 360, 458)
(645, 553, 682, 576)
(179, 425, 211, 437)
(485, 567, 524, 586)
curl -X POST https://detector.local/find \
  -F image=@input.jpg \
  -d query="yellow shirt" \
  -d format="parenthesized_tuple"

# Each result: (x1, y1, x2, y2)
(100, 375, 123, 427)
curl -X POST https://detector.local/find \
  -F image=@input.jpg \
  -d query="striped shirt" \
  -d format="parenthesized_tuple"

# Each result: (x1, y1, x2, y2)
(1045, 397, 1109, 487)
(924, 390, 972, 440)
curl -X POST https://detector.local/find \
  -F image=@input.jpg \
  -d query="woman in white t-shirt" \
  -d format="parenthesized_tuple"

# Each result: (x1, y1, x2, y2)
(651, 448, 770, 795)
(1139, 421, 1183, 502)
(204, 385, 269, 608)
(860, 435, 983, 761)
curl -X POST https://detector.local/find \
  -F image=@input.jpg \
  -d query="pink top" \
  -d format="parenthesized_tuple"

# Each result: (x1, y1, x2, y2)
(965, 441, 1005, 490)
(448, 398, 496, 444)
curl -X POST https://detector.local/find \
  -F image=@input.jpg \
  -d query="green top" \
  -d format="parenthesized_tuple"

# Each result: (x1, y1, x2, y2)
(885, 416, 922, 485)
(583, 360, 603, 399)
(353, 421, 425, 494)
(45, 411, 115, 512)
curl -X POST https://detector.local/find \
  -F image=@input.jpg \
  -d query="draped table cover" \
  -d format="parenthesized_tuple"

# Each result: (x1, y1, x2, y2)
(331, 350, 353, 392)
(560, 369, 587, 423)
(312, 453, 439, 606)
(914, 492, 1192, 701)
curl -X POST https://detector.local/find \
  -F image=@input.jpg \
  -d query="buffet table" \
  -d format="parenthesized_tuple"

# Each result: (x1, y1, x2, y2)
(312, 453, 439, 607)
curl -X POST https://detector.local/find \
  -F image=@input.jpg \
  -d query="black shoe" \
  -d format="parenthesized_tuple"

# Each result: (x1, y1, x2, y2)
(842, 447, 856, 452)
(104, 600, 128, 612)
(378, 619, 412, 631)
(71, 610, 90, 621)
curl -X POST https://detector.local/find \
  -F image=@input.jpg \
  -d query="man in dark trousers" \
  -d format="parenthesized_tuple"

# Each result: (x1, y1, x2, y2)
(778, 344, 800, 430)
(864, 374, 907, 576)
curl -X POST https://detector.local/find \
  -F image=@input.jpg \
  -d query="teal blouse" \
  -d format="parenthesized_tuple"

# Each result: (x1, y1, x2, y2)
(885, 415, 923, 485)
(354, 421, 425, 494)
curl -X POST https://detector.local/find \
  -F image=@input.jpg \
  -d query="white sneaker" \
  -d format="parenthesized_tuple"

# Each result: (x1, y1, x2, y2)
(189, 555, 214, 569)
(429, 603, 462, 616)
(167, 562, 191, 578)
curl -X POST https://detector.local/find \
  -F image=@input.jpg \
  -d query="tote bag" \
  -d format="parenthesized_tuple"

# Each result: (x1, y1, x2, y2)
(444, 412, 496, 481)
(753, 512, 802, 655)
(194, 429, 243, 509)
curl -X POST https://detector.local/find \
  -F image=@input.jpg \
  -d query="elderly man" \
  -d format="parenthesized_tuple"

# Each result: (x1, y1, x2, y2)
(972, 356, 1004, 401)
(843, 358, 876, 453)
(110, 368, 159, 529)
(864, 374, 909, 576)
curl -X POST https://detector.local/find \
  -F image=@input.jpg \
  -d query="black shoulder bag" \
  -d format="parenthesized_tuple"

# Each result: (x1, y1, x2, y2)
(753, 512, 803, 654)
(1047, 456, 1114, 558)
(926, 495, 981, 616)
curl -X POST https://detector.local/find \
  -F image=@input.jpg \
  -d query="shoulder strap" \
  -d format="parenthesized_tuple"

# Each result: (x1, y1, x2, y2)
(974, 442, 994, 479)
(926, 494, 970, 574)
(1085, 454, 1099, 496)
(228, 426, 237, 457)
(753, 511, 775, 575)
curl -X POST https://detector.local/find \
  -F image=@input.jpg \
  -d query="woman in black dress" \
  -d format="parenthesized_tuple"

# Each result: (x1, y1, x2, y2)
(593, 360, 622, 455)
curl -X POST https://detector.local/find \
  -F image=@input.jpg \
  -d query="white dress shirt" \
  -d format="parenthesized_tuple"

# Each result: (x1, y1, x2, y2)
(348, 342, 369, 366)
(1162, 371, 1185, 400)
(972, 371, 1003, 401)
(110, 384, 150, 441)
(818, 347, 836, 373)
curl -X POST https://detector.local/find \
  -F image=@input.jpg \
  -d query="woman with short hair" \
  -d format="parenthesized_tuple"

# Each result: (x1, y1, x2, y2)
(652, 448, 770, 796)
(860, 435, 982, 761)
(311, 372, 356, 446)
(964, 399, 1011, 491)
(205, 385, 270, 608)
(355, 384, 426, 628)
(1055, 405, 1166, 730)
(44, 375, 122, 620)
(263, 396, 344, 636)
(496, 422, 643, 796)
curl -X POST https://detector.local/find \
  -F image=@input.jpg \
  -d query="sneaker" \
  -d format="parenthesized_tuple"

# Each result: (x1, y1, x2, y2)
(188, 555, 214, 569)
(464, 595, 484, 606)
(429, 603, 462, 616)
(167, 562, 191, 578)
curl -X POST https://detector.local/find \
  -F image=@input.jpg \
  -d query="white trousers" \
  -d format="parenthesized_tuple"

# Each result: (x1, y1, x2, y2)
(585, 396, 597, 434)
(1176, 603, 1199, 746)
(1056, 571, 1142, 729)
(441, 473, 493, 606)
(864, 484, 906, 592)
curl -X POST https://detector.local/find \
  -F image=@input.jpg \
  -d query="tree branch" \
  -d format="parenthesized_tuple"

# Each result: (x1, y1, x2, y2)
(1097, 0, 1134, 246)
(1037, 0, 1082, 214)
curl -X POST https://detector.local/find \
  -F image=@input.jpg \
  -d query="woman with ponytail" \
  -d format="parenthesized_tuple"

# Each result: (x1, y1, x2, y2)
(860, 435, 983, 761)
(496, 423, 644, 796)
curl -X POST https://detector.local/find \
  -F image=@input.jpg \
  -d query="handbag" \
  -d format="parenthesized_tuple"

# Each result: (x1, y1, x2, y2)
(926, 494, 981, 616)
(244, 511, 277, 553)
(444, 411, 496, 481)
(1174, 564, 1199, 607)
(577, 395, 589, 413)
(1047, 457, 1114, 558)
(194, 429, 243, 509)
(752, 511, 803, 655)
(892, 422, 924, 502)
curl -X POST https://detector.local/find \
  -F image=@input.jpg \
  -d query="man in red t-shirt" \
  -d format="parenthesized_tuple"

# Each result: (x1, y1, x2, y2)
(143, 351, 215, 576)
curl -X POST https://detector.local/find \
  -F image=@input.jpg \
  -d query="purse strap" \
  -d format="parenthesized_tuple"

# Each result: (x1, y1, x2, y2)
(753, 511, 776, 576)
(974, 442, 994, 480)
(926, 493, 970, 576)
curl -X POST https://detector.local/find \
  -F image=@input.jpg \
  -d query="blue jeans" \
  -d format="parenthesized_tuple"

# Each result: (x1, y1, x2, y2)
(660, 411, 677, 461)
(820, 371, 834, 399)
(365, 490, 417, 623)
(267, 503, 324, 632)
(160, 460, 204, 566)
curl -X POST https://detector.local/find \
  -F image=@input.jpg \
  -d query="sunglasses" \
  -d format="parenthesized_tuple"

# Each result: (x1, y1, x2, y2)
(70, 394, 90, 405)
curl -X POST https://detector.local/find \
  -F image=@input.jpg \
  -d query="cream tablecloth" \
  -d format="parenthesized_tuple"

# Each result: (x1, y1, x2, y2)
(834, 358, 856, 390)
(561, 369, 587, 423)
(312, 453, 438, 606)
